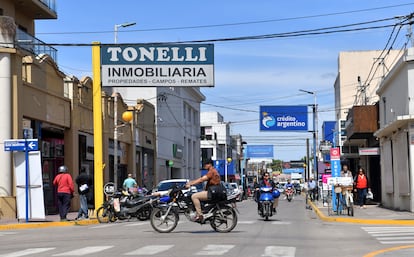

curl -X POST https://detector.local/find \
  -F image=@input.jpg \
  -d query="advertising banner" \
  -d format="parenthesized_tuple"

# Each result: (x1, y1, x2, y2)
(246, 145, 274, 158)
(260, 105, 308, 131)
(101, 44, 214, 87)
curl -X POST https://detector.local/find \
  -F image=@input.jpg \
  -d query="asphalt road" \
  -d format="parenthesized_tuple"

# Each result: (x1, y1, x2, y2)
(0, 195, 411, 257)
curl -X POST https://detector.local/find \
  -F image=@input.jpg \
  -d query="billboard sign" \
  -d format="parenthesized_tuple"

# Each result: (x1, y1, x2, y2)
(246, 145, 274, 158)
(101, 44, 214, 87)
(260, 105, 308, 131)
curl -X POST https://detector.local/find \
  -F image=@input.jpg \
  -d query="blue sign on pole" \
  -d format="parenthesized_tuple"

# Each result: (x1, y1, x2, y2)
(4, 139, 39, 152)
(260, 105, 308, 131)
(246, 145, 274, 158)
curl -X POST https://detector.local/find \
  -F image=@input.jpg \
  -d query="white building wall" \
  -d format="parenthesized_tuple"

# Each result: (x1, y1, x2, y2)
(113, 86, 204, 183)
(200, 111, 229, 161)
(375, 48, 414, 211)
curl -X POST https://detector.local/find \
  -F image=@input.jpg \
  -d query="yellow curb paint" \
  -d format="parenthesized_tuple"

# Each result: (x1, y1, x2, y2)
(308, 201, 414, 226)
(363, 244, 414, 257)
(0, 219, 99, 230)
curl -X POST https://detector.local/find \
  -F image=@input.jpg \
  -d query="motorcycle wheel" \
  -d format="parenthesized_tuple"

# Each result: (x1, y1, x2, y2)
(210, 205, 237, 233)
(287, 195, 292, 202)
(96, 206, 116, 223)
(137, 205, 152, 221)
(150, 207, 179, 233)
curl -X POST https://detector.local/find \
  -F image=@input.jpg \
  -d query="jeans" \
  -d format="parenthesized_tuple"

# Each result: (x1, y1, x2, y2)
(357, 188, 367, 206)
(77, 194, 88, 218)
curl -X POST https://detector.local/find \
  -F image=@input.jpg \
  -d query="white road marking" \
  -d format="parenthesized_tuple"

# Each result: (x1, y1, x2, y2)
(124, 245, 174, 255)
(362, 226, 414, 244)
(0, 232, 18, 237)
(262, 246, 296, 257)
(53, 246, 113, 256)
(0, 248, 55, 257)
(195, 244, 235, 255)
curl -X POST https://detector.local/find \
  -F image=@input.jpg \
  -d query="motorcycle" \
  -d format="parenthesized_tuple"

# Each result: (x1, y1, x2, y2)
(285, 186, 294, 202)
(96, 190, 156, 223)
(150, 185, 238, 233)
(258, 186, 280, 220)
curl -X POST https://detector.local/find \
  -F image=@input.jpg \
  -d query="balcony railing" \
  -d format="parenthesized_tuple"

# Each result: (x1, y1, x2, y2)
(16, 28, 57, 62)
(39, 0, 57, 14)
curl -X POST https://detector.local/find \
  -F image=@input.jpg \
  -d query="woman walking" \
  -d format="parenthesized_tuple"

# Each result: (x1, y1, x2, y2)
(355, 168, 369, 209)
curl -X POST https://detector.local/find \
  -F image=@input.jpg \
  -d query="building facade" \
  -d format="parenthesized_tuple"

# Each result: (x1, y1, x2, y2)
(112, 86, 205, 181)
(0, 2, 157, 217)
(375, 47, 414, 211)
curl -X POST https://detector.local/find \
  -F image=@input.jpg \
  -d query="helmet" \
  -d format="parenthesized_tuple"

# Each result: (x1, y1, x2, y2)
(58, 165, 68, 173)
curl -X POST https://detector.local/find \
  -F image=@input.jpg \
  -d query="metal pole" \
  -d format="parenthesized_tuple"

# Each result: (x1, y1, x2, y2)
(113, 93, 118, 189)
(224, 143, 228, 183)
(313, 103, 317, 181)
(131, 109, 137, 183)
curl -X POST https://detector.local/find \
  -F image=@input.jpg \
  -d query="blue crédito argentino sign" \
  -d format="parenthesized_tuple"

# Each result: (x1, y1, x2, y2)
(259, 105, 308, 131)
(101, 44, 214, 87)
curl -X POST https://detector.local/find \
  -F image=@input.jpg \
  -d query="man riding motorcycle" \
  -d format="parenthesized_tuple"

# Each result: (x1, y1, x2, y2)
(255, 172, 278, 212)
(185, 159, 221, 223)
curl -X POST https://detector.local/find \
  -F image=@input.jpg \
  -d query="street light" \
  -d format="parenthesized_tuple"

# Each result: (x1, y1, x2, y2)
(112, 22, 136, 189)
(299, 89, 318, 182)
(114, 22, 136, 44)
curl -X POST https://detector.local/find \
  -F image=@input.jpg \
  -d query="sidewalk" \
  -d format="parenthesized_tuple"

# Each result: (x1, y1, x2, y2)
(0, 212, 98, 230)
(308, 200, 414, 225)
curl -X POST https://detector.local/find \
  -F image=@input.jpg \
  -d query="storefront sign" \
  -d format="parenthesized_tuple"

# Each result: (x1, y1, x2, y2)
(101, 44, 214, 87)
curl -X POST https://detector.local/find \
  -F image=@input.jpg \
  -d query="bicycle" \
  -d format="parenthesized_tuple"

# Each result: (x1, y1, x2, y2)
(333, 185, 354, 216)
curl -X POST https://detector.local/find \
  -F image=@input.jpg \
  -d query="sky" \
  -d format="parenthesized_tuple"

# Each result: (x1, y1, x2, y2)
(35, 1, 414, 161)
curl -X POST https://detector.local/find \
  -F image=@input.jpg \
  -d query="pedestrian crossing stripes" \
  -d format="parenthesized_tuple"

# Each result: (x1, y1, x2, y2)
(0, 232, 18, 237)
(0, 248, 55, 257)
(0, 245, 297, 256)
(362, 226, 414, 244)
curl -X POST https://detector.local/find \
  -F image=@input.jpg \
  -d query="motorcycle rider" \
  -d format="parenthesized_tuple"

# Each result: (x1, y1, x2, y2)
(255, 172, 278, 212)
(185, 159, 221, 223)
(284, 180, 294, 199)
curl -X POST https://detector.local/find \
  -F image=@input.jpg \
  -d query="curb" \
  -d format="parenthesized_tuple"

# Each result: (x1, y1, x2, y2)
(308, 201, 414, 225)
(0, 218, 99, 230)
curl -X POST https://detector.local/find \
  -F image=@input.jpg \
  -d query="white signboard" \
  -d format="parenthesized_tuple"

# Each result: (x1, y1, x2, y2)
(101, 44, 214, 87)
(359, 147, 380, 155)
(14, 151, 45, 220)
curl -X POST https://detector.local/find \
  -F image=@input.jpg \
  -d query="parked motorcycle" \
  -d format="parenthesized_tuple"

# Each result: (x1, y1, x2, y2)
(285, 186, 294, 202)
(96, 190, 155, 223)
(258, 186, 280, 220)
(150, 185, 238, 233)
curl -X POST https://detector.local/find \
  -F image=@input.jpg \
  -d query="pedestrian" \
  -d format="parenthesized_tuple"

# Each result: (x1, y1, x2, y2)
(75, 168, 92, 220)
(53, 165, 74, 221)
(308, 178, 317, 201)
(355, 167, 369, 208)
(341, 164, 353, 178)
(123, 173, 137, 192)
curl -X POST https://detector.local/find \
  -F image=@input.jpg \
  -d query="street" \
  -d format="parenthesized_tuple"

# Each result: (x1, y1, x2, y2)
(0, 195, 406, 257)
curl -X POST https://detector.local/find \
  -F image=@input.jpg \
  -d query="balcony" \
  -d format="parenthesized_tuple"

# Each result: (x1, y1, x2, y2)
(16, 0, 57, 19)
(16, 28, 57, 62)
(345, 104, 379, 139)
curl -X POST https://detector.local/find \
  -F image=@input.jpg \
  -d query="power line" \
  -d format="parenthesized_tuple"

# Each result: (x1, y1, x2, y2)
(36, 3, 414, 35)
(28, 15, 410, 46)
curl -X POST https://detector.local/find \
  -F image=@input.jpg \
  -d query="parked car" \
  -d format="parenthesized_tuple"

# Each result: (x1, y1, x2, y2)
(229, 182, 242, 201)
(151, 179, 189, 196)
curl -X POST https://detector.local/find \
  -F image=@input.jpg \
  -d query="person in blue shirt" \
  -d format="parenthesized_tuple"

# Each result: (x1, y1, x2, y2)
(307, 178, 317, 201)
(123, 173, 137, 192)
(285, 180, 294, 189)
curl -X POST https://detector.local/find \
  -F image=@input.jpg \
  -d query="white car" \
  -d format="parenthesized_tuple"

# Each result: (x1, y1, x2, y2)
(228, 182, 242, 201)
(152, 179, 189, 196)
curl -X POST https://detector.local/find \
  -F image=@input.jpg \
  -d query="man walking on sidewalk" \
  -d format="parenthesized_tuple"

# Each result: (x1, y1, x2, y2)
(75, 168, 92, 220)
